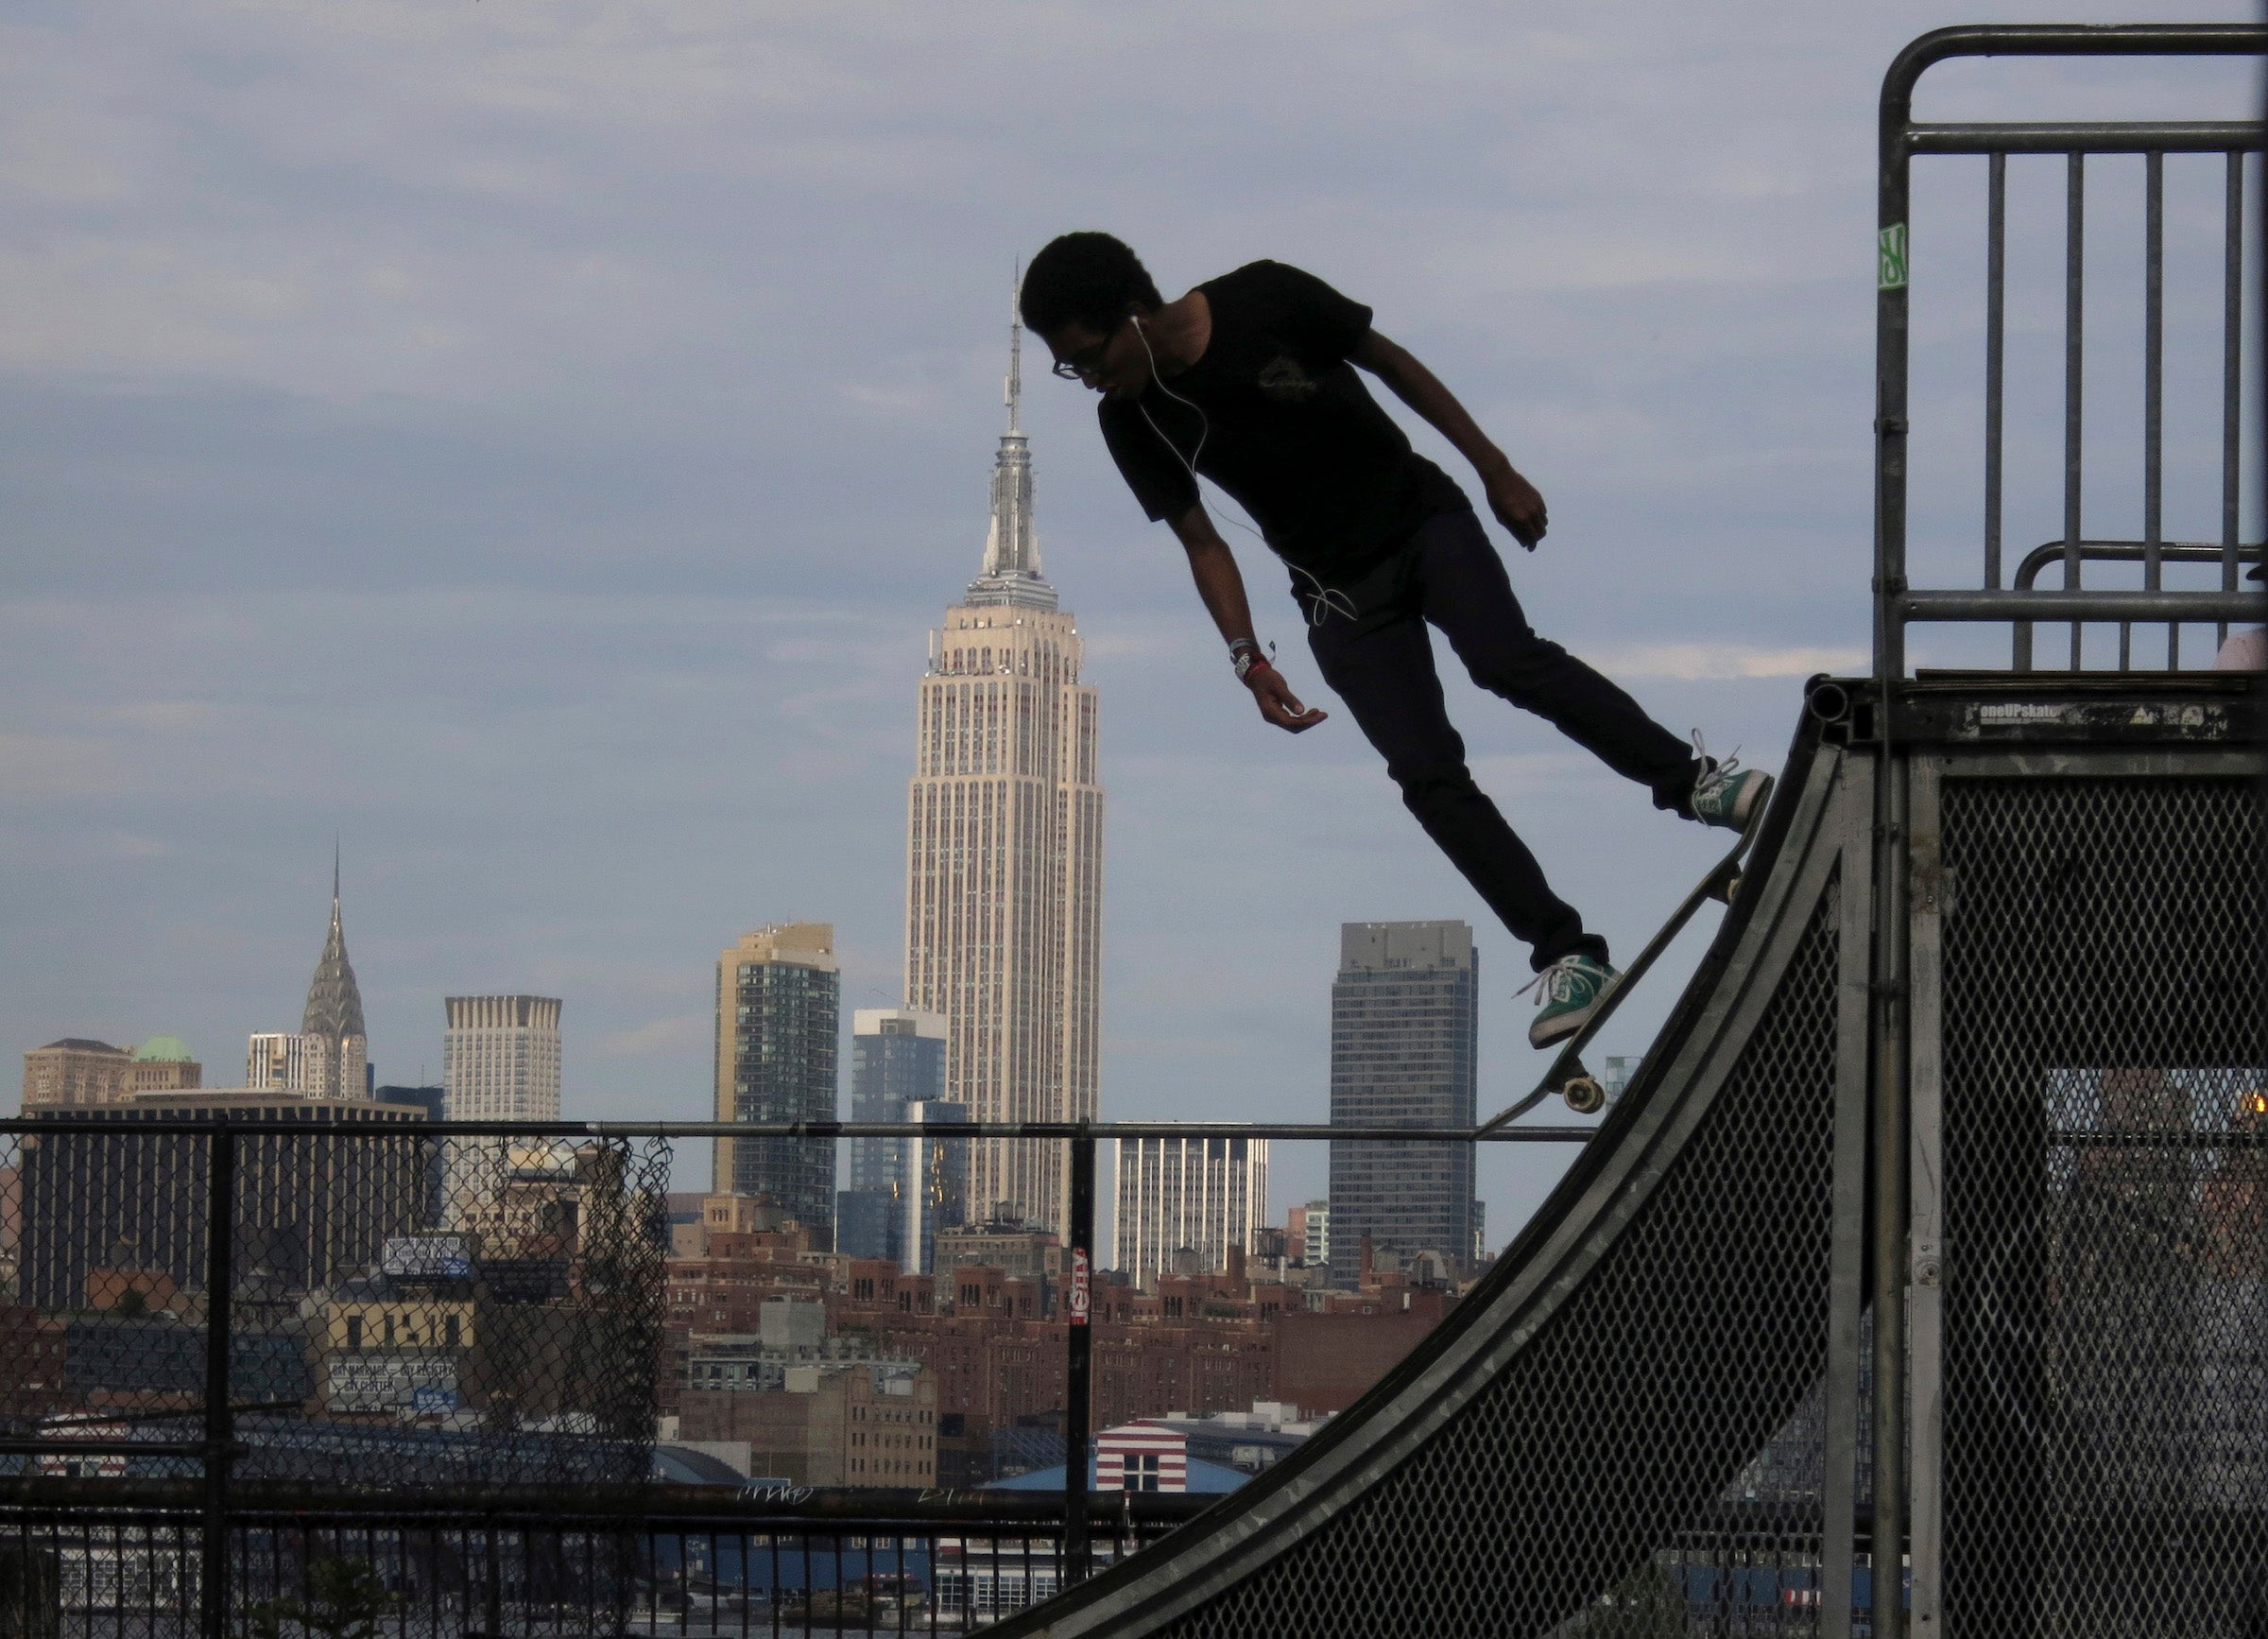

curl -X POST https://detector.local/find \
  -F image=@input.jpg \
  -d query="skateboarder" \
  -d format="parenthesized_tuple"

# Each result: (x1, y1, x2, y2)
(1021, 233, 1772, 1048)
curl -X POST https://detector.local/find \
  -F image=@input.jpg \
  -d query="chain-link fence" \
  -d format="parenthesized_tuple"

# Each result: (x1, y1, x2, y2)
(0, 1105, 1597, 1634)
(4, 1123, 670, 1492)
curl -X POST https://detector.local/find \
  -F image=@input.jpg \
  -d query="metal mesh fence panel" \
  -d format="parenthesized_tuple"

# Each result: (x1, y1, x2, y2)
(1159, 877, 1846, 1639)
(1939, 775, 2268, 1637)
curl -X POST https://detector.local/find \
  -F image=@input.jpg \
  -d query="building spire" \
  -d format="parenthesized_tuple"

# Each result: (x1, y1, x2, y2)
(967, 267, 1056, 611)
(302, 848, 368, 1095)
(1005, 266, 1022, 438)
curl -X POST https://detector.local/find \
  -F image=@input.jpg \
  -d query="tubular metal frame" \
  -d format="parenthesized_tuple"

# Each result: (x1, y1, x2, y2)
(1875, 24, 2267, 687)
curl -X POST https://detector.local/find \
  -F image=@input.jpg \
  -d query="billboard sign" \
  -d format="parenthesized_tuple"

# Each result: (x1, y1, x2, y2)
(383, 1235, 472, 1280)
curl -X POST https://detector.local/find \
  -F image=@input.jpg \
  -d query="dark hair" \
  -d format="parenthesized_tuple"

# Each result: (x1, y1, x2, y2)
(1019, 233, 1162, 337)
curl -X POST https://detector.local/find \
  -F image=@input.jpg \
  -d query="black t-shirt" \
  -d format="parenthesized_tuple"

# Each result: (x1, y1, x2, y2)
(1098, 260, 1468, 585)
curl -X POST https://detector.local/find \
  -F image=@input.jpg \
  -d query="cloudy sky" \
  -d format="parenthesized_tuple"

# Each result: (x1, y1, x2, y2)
(4, 2, 2259, 1241)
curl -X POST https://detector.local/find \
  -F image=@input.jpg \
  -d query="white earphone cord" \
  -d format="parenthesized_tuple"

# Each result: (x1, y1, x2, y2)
(1130, 316, 1355, 630)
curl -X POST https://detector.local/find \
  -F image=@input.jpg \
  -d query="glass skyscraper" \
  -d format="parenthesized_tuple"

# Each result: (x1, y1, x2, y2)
(713, 923, 839, 1235)
(837, 1008, 956, 1266)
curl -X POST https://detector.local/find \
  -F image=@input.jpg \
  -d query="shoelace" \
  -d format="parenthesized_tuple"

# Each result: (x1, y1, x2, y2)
(1688, 729, 1745, 806)
(1518, 956, 1593, 1008)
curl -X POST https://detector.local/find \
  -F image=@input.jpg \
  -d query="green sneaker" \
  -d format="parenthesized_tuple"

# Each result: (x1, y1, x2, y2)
(1522, 954, 1618, 1049)
(1687, 735, 1773, 832)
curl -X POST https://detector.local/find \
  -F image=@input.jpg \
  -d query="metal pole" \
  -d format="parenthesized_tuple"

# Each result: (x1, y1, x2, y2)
(2065, 152, 2087, 670)
(199, 1119, 237, 1639)
(1870, 754, 1911, 1639)
(1985, 152, 2006, 596)
(1062, 1134, 1095, 1586)
(1870, 56, 1916, 1634)
(1873, 95, 1913, 690)
(2143, 149, 2163, 669)
(2222, 150, 2244, 646)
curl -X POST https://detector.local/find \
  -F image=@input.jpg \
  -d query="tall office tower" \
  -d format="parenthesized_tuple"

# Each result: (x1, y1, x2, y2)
(713, 923, 839, 1236)
(300, 855, 369, 1098)
(1328, 922, 1481, 1286)
(902, 301, 1103, 1237)
(1112, 1134, 1270, 1289)
(838, 1009, 948, 1262)
(443, 996, 564, 1124)
(246, 1032, 310, 1093)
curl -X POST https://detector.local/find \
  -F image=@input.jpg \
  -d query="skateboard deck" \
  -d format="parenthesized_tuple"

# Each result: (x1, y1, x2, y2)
(1477, 794, 1772, 1132)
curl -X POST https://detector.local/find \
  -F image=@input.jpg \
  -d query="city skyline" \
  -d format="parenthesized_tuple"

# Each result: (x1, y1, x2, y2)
(8, 2, 2225, 1246)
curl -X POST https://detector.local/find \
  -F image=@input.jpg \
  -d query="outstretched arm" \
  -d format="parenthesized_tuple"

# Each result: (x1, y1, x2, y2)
(1164, 505, 1327, 733)
(1351, 330, 1548, 548)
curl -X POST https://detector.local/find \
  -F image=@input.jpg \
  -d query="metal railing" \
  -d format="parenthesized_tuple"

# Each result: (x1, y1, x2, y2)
(0, 1113, 1586, 1635)
(0, 1487, 1213, 1636)
(1873, 24, 2267, 681)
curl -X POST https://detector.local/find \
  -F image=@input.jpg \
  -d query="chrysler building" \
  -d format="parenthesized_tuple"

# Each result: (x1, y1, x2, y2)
(902, 296, 1103, 1236)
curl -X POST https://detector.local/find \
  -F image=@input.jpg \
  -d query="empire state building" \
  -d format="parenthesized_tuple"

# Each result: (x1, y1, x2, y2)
(902, 302, 1103, 1236)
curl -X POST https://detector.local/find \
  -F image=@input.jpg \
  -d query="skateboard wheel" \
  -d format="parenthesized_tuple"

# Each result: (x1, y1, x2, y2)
(1563, 1075, 1606, 1115)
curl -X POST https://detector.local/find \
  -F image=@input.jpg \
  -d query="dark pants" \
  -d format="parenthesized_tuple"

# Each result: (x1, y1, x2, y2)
(1303, 506, 1699, 971)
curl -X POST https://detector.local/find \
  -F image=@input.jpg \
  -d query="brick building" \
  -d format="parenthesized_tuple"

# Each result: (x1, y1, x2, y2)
(664, 1219, 1458, 1482)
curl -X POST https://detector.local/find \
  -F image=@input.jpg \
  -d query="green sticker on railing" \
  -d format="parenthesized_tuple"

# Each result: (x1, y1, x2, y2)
(1879, 223, 1909, 291)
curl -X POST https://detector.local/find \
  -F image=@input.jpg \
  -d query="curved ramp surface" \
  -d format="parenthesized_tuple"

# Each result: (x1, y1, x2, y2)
(1002, 705, 1868, 1639)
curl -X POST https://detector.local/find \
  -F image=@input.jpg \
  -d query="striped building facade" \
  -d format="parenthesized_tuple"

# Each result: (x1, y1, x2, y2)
(902, 302, 1102, 1238)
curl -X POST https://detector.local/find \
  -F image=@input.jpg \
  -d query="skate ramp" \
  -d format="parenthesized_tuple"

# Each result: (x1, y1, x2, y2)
(1000, 691, 1870, 1638)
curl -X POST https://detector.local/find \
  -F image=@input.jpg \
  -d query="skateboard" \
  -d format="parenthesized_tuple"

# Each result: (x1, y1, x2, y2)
(1476, 792, 1772, 1131)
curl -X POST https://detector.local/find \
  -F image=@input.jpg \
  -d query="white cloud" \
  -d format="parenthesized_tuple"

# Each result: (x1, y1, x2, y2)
(1580, 643, 1868, 681)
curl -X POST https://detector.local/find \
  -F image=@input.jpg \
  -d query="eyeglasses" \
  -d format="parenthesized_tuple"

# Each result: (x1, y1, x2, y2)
(1049, 319, 1125, 382)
